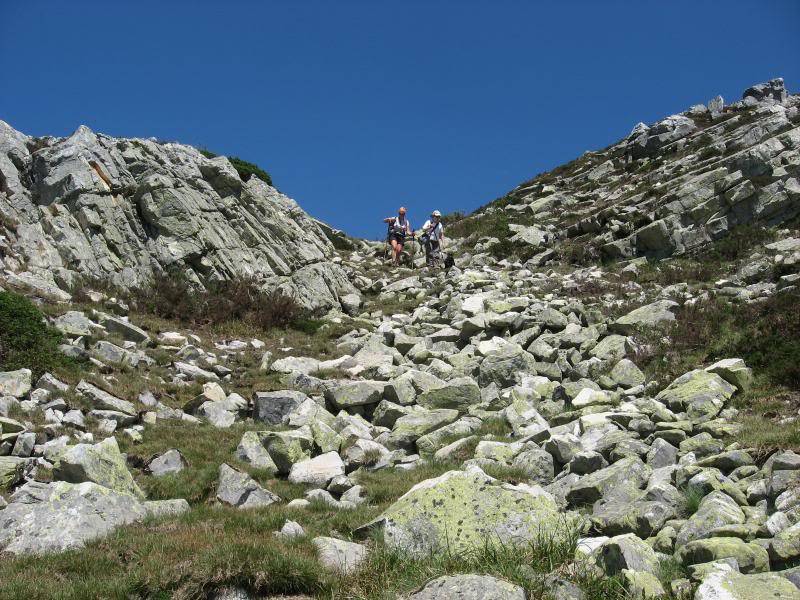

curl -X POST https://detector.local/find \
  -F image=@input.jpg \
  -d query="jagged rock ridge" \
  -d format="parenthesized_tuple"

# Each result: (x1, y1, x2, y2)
(462, 78, 799, 264)
(0, 121, 355, 311)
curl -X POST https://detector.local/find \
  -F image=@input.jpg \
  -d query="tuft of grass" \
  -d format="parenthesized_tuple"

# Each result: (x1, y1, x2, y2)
(118, 421, 272, 503)
(680, 486, 706, 517)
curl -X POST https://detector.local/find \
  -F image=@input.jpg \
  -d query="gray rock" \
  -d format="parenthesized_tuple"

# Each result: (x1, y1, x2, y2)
(274, 519, 305, 539)
(0, 121, 356, 313)
(312, 536, 367, 575)
(288, 452, 345, 487)
(236, 431, 278, 474)
(324, 380, 385, 409)
(75, 380, 136, 415)
(417, 377, 481, 411)
(252, 390, 308, 425)
(216, 463, 280, 509)
(595, 533, 660, 576)
(147, 449, 187, 477)
(611, 300, 678, 335)
(54, 436, 144, 498)
(356, 465, 582, 557)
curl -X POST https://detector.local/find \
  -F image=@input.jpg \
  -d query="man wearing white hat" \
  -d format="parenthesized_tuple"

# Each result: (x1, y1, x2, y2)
(420, 210, 445, 267)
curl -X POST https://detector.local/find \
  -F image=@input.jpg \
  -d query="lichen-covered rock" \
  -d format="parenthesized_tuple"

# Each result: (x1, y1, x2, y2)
(409, 574, 526, 599)
(54, 436, 144, 499)
(566, 456, 651, 507)
(416, 377, 481, 411)
(75, 380, 136, 415)
(324, 380, 386, 409)
(0, 456, 26, 491)
(0, 369, 32, 398)
(610, 301, 678, 335)
(677, 537, 770, 574)
(262, 428, 314, 473)
(0, 481, 148, 554)
(705, 358, 753, 392)
(695, 563, 800, 600)
(595, 534, 660, 576)
(655, 369, 736, 422)
(235, 431, 278, 474)
(676, 491, 745, 546)
(387, 408, 460, 449)
(356, 465, 582, 557)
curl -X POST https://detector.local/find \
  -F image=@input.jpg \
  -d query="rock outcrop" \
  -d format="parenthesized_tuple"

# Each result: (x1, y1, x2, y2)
(0, 121, 356, 312)
(456, 78, 799, 264)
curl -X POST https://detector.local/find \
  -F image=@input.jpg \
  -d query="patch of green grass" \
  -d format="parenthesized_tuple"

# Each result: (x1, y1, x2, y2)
(355, 462, 460, 505)
(0, 291, 83, 380)
(341, 527, 626, 600)
(680, 486, 706, 517)
(0, 506, 325, 600)
(119, 421, 272, 503)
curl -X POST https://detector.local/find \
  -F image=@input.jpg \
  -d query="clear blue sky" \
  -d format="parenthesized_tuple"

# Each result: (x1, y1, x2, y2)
(2, 1, 798, 238)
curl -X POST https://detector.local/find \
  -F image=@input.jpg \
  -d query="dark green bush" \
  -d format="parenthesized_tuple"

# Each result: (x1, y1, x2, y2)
(0, 292, 74, 379)
(227, 156, 272, 187)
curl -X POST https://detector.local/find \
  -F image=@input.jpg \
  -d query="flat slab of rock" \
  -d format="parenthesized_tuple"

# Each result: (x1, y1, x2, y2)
(696, 563, 800, 600)
(75, 380, 136, 415)
(610, 300, 678, 335)
(409, 574, 525, 599)
(288, 452, 345, 487)
(356, 465, 581, 557)
(324, 380, 386, 409)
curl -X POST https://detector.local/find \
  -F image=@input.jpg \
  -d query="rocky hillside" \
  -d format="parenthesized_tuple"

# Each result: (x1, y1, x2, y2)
(1, 79, 800, 600)
(449, 77, 799, 267)
(0, 121, 356, 312)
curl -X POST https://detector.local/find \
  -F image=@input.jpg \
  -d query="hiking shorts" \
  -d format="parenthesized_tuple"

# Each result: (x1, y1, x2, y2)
(388, 232, 406, 245)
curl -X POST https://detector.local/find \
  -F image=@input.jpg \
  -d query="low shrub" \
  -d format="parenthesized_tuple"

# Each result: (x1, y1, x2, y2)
(0, 291, 77, 379)
(130, 272, 302, 331)
(634, 291, 800, 390)
(699, 224, 777, 262)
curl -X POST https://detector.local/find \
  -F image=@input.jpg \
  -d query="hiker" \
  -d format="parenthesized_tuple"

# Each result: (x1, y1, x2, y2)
(383, 206, 412, 266)
(420, 210, 445, 267)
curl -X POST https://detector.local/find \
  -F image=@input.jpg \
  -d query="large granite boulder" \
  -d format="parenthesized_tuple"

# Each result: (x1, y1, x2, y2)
(54, 436, 144, 499)
(356, 465, 582, 557)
